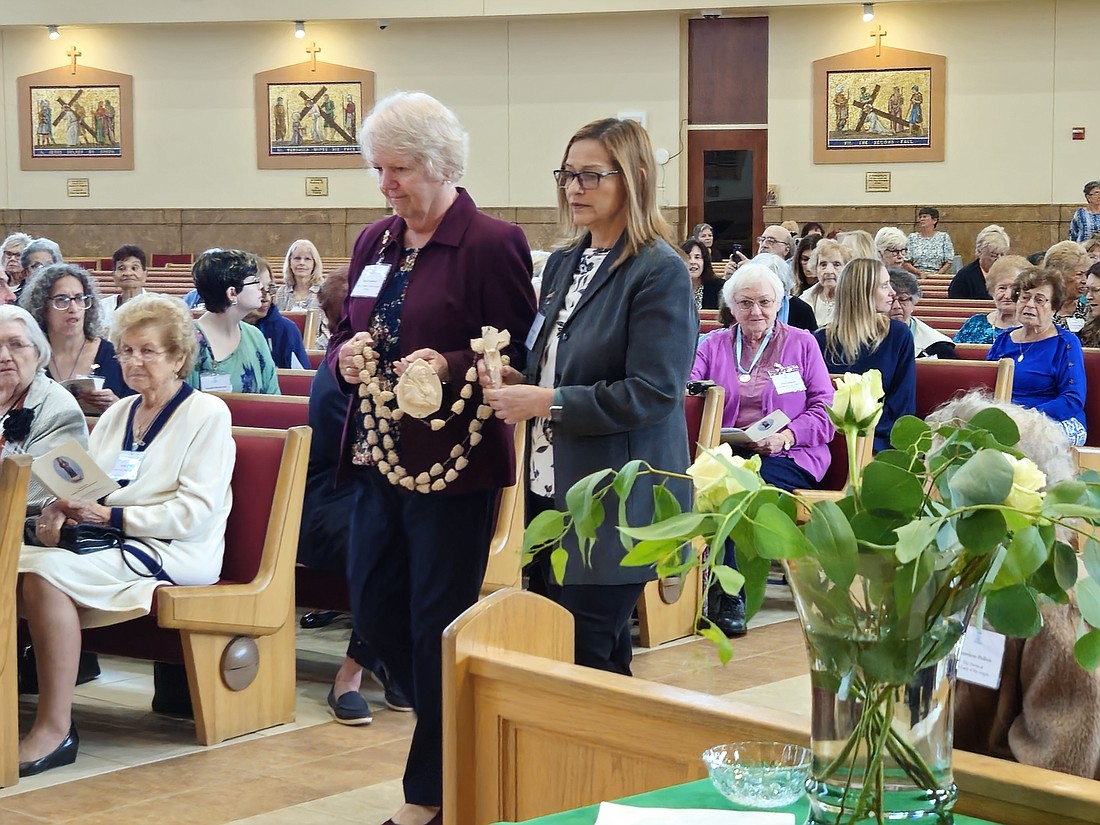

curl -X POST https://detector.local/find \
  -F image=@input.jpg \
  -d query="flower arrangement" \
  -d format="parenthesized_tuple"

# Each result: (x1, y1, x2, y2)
(523, 370, 1100, 824)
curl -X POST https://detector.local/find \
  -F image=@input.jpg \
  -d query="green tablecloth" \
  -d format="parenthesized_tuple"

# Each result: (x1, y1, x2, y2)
(502, 778, 1004, 824)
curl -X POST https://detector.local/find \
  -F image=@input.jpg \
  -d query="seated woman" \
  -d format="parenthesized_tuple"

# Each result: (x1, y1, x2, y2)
(948, 225, 1010, 300)
(99, 245, 152, 330)
(680, 238, 722, 310)
(801, 239, 851, 327)
(936, 391, 1100, 781)
(886, 268, 958, 359)
(0, 305, 87, 513)
(954, 255, 1030, 345)
(874, 226, 909, 274)
(791, 235, 819, 296)
(187, 249, 280, 394)
(987, 266, 1087, 445)
(904, 207, 955, 277)
(275, 239, 328, 348)
(244, 254, 312, 369)
(814, 258, 916, 453)
(19, 263, 132, 414)
(17, 293, 235, 776)
(691, 264, 834, 638)
(1044, 240, 1091, 331)
(1078, 262, 1100, 348)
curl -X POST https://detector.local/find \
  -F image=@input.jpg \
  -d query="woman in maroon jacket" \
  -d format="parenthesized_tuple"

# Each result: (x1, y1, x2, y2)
(328, 91, 535, 825)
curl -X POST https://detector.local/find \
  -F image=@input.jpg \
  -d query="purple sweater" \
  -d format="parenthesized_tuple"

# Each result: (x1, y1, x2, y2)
(691, 324, 836, 481)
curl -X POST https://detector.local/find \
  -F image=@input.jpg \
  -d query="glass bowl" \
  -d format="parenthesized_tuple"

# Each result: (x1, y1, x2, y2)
(702, 741, 811, 808)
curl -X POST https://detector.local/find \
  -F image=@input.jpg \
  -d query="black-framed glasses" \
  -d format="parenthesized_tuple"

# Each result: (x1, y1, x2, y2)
(240, 278, 261, 288)
(49, 294, 92, 310)
(552, 169, 620, 190)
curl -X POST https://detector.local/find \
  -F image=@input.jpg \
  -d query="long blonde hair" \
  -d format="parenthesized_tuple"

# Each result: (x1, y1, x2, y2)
(282, 239, 324, 291)
(823, 258, 890, 363)
(555, 118, 677, 269)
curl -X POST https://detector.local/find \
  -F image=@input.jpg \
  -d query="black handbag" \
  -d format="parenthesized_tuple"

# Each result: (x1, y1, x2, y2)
(24, 518, 124, 554)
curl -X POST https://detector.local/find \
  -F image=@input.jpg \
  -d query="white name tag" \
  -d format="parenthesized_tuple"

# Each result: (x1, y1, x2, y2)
(957, 625, 1006, 689)
(199, 372, 233, 393)
(1067, 317, 1085, 333)
(351, 264, 390, 299)
(525, 312, 546, 350)
(770, 368, 806, 394)
(110, 450, 145, 482)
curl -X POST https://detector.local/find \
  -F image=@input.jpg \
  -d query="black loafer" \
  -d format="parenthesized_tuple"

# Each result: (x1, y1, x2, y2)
(327, 688, 373, 725)
(19, 724, 79, 777)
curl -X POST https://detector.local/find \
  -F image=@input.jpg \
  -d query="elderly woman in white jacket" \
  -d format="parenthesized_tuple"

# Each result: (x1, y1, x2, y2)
(17, 294, 235, 777)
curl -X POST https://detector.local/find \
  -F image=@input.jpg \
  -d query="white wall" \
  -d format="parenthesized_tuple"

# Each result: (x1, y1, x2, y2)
(0, 14, 682, 210)
(766, 0, 1100, 206)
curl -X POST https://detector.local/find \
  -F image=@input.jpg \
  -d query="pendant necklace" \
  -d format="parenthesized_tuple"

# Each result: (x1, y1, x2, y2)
(50, 337, 88, 381)
(735, 325, 775, 383)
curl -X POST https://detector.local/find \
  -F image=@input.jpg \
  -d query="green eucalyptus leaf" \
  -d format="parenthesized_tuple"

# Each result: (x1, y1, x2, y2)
(1074, 629, 1100, 670)
(1044, 479, 1086, 505)
(858, 634, 913, 686)
(1028, 557, 1069, 604)
(968, 407, 1020, 446)
(1054, 541, 1079, 591)
(861, 460, 924, 518)
(890, 416, 930, 451)
(619, 512, 708, 541)
(895, 517, 940, 564)
(697, 622, 734, 665)
(620, 538, 683, 567)
(851, 510, 902, 548)
(712, 563, 746, 596)
(804, 500, 858, 590)
(955, 509, 1007, 555)
(985, 584, 1042, 637)
(565, 470, 612, 540)
(652, 483, 683, 522)
(1084, 537, 1100, 584)
(1042, 503, 1100, 519)
(751, 503, 813, 559)
(948, 449, 1015, 507)
(737, 549, 772, 620)
(995, 525, 1048, 587)
(550, 547, 568, 585)
(1077, 578, 1100, 628)
(521, 507, 566, 558)
(613, 460, 645, 549)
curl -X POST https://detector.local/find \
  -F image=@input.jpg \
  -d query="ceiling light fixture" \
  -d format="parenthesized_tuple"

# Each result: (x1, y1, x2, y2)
(862, 3, 875, 22)
(294, 21, 306, 39)
(47, 25, 60, 40)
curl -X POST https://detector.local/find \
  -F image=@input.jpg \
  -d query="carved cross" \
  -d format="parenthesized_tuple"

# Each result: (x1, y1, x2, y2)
(67, 46, 82, 75)
(869, 25, 888, 57)
(305, 42, 321, 72)
(471, 326, 511, 389)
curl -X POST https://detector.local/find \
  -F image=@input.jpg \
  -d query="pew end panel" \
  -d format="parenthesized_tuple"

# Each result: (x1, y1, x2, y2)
(0, 456, 33, 788)
(914, 357, 1014, 420)
(482, 426, 527, 594)
(442, 589, 1100, 825)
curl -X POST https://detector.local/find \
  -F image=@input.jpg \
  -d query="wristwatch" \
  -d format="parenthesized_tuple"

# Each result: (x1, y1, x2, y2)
(549, 404, 563, 423)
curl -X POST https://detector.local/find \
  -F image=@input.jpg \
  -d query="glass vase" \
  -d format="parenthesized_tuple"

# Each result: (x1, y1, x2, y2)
(783, 550, 987, 825)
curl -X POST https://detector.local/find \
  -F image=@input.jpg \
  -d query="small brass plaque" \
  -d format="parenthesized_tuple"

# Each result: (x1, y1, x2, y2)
(305, 176, 329, 197)
(66, 178, 90, 197)
(865, 172, 891, 193)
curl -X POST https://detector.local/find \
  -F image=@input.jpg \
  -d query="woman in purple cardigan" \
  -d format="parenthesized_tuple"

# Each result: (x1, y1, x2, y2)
(690, 263, 834, 637)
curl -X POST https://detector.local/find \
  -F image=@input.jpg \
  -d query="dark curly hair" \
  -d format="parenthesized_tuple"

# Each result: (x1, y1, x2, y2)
(17, 263, 104, 341)
(1011, 266, 1065, 313)
(192, 249, 258, 313)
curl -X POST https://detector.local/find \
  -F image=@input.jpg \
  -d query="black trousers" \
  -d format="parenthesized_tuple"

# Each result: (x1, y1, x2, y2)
(348, 468, 495, 807)
(526, 493, 647, 676)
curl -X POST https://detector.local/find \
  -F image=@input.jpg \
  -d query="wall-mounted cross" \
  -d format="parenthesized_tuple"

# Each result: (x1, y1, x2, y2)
(869, 25, 888, 58)
(67, 45, 82, 75)
(305, 42, 321, 72)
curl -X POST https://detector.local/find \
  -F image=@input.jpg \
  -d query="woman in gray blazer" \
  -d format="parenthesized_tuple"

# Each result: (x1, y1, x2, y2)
(483, 118, 697, 675)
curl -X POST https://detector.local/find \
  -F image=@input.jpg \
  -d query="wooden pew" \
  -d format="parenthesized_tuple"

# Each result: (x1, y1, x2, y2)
(0, 456, 32, 788)
(282, 310, 319, 350)
(442, 589, 1100, 825)
(915, 357, 1014, 419)
(307, 349, 326, 369)
(213, 392, 309, 429)
(276, 368, 315, 397)
(80, 426, 310, 746)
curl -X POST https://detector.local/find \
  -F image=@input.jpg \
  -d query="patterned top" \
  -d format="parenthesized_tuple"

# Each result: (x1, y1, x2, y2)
(351, 247, 417, 467)
(1053, 299, 1090, 332)
(906, 231, 955, 274)
(1069, 208, 1100, 244)
(187, 321, 280, 395)
(953, 313, 1011, 345)
(529, 247, 611, 496)
(273, 284, 328, 349)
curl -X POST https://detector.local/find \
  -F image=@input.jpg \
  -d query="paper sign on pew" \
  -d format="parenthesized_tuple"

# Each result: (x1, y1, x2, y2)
(594, 802, 793, 825)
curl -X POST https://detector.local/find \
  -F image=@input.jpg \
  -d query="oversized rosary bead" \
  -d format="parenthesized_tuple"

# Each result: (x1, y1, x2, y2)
(400, 476, 416, 490)
(469, 431, 482, 446)
(392, 408, 404, 420)
(451, 400, 465, 414)
(378, 419, 390, 433)
(366, 431, 378, 446)
(416, 483, 431, 494)
(415, 472, 431, 484)
(460, 384, 473, 399)
(431, 479, 446, 491)
(476, 404, 492, 420)
(383, 435, 395, 450)
(465, 366, 477, 382)
(363, 415, 375, 428)
(360, 400, 371, 414)
(371, 447, 384, 462)
(501, 355, 510, 366)
(352, 354, 365, 369)
(430, 419, 445, 431)
(451, 445, 464, 458)
(445, 469, 459, 483)
(387, 471, 400, 484)
(378, 460, 391, 474)
(430, 463, 444, 477)
(455, 456, 469, 470)
(395, 465, 407, 478)
(379, 390, 395, 403)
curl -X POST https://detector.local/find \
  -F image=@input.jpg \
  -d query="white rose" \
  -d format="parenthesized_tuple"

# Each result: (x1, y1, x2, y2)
(830, 371, 884, 433)
(1001, 453, 1046, 514)
(687, 445, 761, 511)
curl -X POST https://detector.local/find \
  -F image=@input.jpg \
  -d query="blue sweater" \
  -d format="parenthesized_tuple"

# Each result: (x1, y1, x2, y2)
(255, 304, 312, 370)
(814, 319, 916, 452)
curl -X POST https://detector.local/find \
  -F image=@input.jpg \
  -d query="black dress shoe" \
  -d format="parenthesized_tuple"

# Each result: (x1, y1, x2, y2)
(300, 610, 343, 629)
(19, 724, 79, 777)
(713, 592, 748, 639)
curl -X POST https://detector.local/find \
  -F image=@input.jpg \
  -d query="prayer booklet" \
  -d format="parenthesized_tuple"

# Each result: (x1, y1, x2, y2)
(61, 376, 105, 415)
(720, 410, 791, 447)
(32, 439, 119, 502)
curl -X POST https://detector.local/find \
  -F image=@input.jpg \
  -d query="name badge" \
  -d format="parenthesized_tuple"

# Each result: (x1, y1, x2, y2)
(770, 367, 806, 395)
(957, 625, 1006, 689)
(1067, 317, 1086, 333)
(199, 372, 233, 393)
(525, 312, 546, 351)
(351, 264, 390, 299)
(110, 450, 145, 482)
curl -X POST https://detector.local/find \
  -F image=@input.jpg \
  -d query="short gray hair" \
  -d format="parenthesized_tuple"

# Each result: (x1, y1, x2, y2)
(19, 238, 63, 270)
(749, 252, 794, 294)
(2, 233, 32, 254)
(926, 390, 1076, 485)
(874, 226, 908, 254)
(360, 91, 469, 183)
(888, 267, 921, 302)
(723, 263, 785, 307)
(0, 304, 50, 370)
(975, 224, 1010, 255)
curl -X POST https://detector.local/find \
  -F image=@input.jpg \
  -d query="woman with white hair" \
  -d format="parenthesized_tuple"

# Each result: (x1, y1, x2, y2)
(801, 239, 851, 327)
(330, 91, 535, 825)
(949, 224, 1011, 299)
(1044, 240, 1091, 331)
(691, 263, 834, 636)
(874, 226, 909, 272)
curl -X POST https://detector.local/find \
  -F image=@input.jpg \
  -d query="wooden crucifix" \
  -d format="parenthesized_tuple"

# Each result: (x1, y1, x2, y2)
(305, 42, 321, 72)
(471, 326, 511, 388)
(67, 46, 82, 75)
(869, 25, 888, 58)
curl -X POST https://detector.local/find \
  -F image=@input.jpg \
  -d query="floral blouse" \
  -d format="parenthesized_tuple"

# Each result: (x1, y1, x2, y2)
(906, 231, 955, 274)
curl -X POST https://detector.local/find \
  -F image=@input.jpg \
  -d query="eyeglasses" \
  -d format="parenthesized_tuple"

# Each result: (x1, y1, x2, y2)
(890, 294, 915, 305)
(27, 261, 49, 272)
(734, 298, 777, 311)
(0, 339, 33, 355)
(240, 278, 261, 288)
(117, 345, 168, 363)
(757, 236, 790, 249)
(2, 250, 21, 260)
(1017, 293, 1050, 307)
(552, 169, 620, 190)
(883, 247, 907, 255)
(49, 294, 93, 310)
